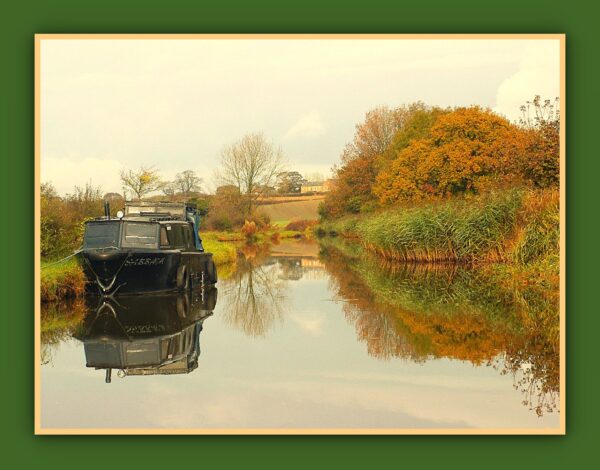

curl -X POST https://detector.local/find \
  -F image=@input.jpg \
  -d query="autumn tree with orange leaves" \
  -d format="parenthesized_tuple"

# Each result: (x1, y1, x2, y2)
(321, 97, 559, 218)
(373, 107, 528, 204)
(321, 103, 442, 217)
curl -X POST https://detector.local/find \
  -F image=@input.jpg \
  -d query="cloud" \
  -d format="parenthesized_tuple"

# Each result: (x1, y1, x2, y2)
(284, 111, 326, 139)
(494, 41, 560, 122)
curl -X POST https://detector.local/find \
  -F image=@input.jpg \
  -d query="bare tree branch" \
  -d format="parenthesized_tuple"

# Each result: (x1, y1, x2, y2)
(218, 133, 285, 214)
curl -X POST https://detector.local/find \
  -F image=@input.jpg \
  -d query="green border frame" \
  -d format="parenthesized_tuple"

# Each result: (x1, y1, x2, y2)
(2, 0, 597, 467)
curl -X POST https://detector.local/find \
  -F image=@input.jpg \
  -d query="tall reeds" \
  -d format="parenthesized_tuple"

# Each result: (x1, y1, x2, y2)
(318, 188, 559, 267)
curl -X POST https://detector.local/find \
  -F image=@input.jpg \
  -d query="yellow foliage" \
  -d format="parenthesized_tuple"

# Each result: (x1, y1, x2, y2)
(374, 107, 528, 204)
(241, 220, 258, 240)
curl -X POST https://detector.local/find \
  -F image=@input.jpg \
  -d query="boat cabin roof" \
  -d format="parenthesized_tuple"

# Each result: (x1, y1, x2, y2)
(86, 217, 191, 225)
(124, 201, 196, 221)
(88, 201, 198, 224)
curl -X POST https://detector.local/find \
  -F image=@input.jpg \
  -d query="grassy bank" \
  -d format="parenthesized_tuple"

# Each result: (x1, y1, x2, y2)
(211, 229, 302, 243)
(317, 188, 559, 273)
(201, 231, 239, 265)
(41, 258, 87, 303)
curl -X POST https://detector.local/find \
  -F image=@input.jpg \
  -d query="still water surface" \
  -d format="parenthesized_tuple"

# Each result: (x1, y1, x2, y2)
(41, 240, 560, 430)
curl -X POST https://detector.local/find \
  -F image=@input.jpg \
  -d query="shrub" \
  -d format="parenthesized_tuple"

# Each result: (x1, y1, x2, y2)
(211, 215, 234, 231)
(345, 196, 363, 214)
(241, 220, 258, 241)
(373, 107, 526, 205)
(41, 182, 106, 259)
(246, 212, 271, 229)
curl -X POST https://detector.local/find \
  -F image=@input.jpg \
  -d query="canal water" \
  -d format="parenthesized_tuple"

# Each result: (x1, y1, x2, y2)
(40, 239, 560, 430)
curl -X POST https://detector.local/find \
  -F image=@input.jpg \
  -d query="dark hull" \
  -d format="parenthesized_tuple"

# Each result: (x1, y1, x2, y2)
(82, 249, 217, 295)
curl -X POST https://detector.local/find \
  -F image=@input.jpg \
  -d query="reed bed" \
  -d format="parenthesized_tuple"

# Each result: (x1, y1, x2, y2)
(318, 188, 559, 268)
(511, 189, 560, 269)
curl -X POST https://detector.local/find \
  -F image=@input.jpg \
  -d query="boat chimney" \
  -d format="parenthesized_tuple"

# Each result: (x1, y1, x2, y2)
(104, 200, 111, 220)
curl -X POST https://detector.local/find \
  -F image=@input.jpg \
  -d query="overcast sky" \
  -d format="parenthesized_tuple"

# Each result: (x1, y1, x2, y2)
(40, 38, 560, 195)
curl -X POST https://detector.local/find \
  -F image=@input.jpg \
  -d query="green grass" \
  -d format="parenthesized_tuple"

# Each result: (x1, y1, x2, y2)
(202, 232, 238, 266)
(270, 219, 291, 228)
(40, 257, 86, 303)
(204, 228, 302, 244)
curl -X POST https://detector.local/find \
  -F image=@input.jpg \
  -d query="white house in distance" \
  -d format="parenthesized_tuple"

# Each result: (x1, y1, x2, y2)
(300, 180, 333, 194)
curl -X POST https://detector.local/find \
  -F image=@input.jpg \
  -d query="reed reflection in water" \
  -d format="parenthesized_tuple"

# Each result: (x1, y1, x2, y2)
(319, 239, 560, 417)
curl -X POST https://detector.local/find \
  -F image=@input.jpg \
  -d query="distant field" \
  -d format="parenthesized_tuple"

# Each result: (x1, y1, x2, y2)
(258, 197, 323, 225)
(257, 194, 325, 204)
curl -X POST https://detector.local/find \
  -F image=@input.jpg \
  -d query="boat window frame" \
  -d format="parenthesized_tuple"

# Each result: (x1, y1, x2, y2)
(83, 220, 122, 250)
(183, 224, 194, 250)
(170, 223, 187, 250)
(120, 221, 160, 249)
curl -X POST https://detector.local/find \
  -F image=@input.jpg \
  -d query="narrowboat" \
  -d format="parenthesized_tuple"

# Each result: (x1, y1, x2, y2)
(76, 287, 217, 382)
(81, 201, 217, 295)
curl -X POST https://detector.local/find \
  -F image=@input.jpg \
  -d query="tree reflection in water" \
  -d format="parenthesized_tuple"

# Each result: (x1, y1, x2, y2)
(220, 244, 288, 337)
(320, 239, 560, 417)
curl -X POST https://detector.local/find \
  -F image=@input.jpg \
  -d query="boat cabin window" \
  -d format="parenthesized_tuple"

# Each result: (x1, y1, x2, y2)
(170, 224, 186, 249)
(121, 222, 158, 249)
(84, 222, 120, 249)
(183, 225, 193, 249)
(158, 223, 194, 250)
(159, 226, 169, 248)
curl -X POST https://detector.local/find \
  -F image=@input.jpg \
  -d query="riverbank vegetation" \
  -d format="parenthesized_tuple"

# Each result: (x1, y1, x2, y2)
(40, 258, 86, 302)
(318, 187, 559, 275)
(318, 96, 560, 277)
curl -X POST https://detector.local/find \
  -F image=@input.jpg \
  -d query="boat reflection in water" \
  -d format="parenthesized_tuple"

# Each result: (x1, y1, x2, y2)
(75, 287, 217, 382)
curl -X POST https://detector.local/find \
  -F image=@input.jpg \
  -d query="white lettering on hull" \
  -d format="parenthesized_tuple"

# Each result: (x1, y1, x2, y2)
(124, 257, 166, 267)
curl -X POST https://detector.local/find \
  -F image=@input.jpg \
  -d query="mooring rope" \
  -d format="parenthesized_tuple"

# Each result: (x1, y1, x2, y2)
(41, 248, 83, 269)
